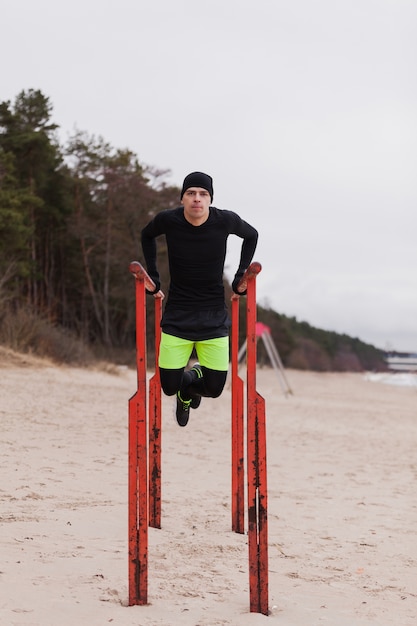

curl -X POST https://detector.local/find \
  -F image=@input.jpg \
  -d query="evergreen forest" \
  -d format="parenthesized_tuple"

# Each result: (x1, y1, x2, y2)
(0, 89, 387, 371)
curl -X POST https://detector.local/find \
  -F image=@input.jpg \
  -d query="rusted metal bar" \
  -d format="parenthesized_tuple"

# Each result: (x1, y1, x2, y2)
(128, 266, 149, 605)
(148, 295, 162, 529)
(128, 262, 164, 604)
(231, 294, 245, 534)
(245, 270, 268, 615)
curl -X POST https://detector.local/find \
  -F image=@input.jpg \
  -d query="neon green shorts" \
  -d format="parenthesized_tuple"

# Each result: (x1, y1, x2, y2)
(158, 332, 229, 371)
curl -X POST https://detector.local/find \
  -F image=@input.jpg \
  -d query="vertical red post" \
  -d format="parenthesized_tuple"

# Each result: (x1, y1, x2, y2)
(149, 295, 162, 528)
(245, 269, 268, 615)
(231, 294, 245, 534)
(128, 268, 149, 605)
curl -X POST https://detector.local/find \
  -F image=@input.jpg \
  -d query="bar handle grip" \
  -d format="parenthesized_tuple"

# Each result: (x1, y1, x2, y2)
(235, 261, 262, 295)
(129, 261, 164, 299)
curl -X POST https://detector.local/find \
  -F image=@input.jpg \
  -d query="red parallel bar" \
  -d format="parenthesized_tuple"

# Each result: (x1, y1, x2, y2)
(255, 391, 268, 615)
(128, 265, 149, 605)
(231, 294, 245, 534)
(149, 294, 163, 529)
(128, 261, 164, 600)
(244, 264, 269, 615)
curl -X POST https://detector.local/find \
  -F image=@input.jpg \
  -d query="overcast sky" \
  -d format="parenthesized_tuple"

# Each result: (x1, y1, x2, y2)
(3, 0, 416, 352)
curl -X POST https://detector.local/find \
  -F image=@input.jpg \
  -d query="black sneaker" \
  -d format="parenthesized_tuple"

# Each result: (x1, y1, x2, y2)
(189, 362, 203, 409)
(190, 394, 201, 410)
(176, 391, 192, 427)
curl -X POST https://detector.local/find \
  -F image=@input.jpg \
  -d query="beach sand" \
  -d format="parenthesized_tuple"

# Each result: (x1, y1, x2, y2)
(1, 347, 416, 625)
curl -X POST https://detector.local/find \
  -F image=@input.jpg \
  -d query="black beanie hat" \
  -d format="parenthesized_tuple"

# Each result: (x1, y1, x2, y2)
(181, 171, 213, 201)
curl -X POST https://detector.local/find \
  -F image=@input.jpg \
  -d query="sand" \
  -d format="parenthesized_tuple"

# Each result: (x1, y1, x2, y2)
(1, 347, 417, 626)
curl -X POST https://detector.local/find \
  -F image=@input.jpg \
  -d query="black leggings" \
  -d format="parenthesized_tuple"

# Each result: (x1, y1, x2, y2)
(160, 366, 227, 399)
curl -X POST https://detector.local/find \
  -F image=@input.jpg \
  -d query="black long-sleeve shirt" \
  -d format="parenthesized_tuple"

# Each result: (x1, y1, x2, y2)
(141, 206, 258, 312)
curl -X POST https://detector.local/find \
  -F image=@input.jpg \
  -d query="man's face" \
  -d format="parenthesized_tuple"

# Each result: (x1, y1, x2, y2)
(181, 187, 211, 224)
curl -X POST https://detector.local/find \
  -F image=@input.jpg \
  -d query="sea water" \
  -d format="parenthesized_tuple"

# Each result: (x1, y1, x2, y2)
(365, 372, 417, 387)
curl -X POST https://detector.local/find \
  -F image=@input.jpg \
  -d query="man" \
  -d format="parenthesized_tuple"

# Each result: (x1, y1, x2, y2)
(141, 171, 258, 427)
